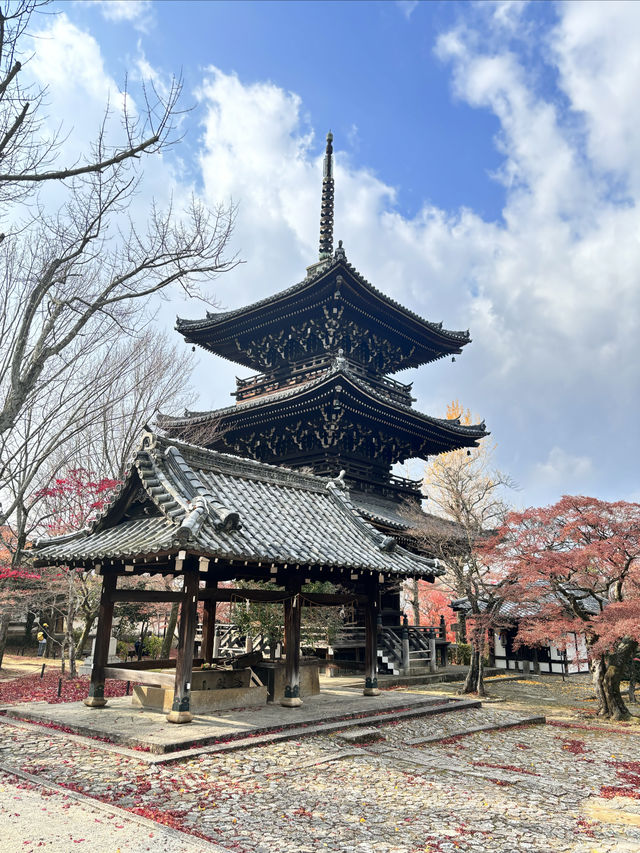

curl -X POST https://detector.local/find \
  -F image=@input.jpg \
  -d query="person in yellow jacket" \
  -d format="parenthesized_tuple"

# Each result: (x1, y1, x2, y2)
(37, 623, 48, 657)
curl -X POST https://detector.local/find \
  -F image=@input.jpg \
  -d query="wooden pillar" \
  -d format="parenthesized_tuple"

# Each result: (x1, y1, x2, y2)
(200, 578, 218, 663)
(84, 571, 116, 708)
(364, 576, 380, 696)
(167, 566, 199, 724)
(281, 580, 302, 707)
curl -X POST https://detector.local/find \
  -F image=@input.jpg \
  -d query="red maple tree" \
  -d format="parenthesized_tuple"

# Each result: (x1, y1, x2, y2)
(481, 495, 640, 720)
(0, 471, 121, 674)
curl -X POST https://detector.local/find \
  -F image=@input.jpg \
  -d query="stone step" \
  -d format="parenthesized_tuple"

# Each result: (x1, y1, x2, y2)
(336, 726, 386, 745)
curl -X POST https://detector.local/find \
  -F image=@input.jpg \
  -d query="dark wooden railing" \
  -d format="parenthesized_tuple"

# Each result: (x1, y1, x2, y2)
(233, 360, 415, 407)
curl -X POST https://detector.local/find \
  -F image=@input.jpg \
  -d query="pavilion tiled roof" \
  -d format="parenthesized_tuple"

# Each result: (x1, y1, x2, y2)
(349, 492, 469, 541)
(450, 589, 602, 621)
(30, 432, 442, 580)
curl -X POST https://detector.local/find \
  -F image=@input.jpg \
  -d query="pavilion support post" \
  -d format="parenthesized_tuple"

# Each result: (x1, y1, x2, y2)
(84, 571, 117, 708)
(167, 566, 199, 724)
(200, 579, 218, 663)
(281, 580, 302, 708)
(363, 576, 380, 696)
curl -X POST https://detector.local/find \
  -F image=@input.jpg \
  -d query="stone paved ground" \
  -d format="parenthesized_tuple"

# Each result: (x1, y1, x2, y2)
(0, 771, 219, 852)
(413, 672, 640, 719)
(1, 699, 640, 853)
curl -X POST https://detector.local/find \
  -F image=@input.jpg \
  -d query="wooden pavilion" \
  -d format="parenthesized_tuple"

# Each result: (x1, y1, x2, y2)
(30, 431, 441, 723)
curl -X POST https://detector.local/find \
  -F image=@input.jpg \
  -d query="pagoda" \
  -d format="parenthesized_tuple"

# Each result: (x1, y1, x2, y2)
(160, 133, 488, 533)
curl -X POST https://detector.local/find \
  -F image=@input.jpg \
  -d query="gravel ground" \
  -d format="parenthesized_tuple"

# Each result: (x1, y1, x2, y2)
(1, 701, 640, 852)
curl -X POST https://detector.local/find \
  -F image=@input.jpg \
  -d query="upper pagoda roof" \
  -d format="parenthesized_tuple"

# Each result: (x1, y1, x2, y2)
(29, 431, 440, 580)
(175, 249, 471, 374)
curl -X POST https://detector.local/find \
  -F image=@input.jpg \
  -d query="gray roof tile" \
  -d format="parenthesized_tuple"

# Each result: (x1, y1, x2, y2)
(31, 432, 441, 579)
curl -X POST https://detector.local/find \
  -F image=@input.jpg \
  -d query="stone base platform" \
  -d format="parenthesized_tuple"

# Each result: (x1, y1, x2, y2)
(133, 684, 269, 713)
(2, 687, 485, 756)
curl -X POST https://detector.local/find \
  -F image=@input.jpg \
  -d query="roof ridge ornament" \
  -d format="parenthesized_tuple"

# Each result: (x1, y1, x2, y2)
(318, 131, 334, 260)
(326, 469, 347, 491)
(162, 445, 241, 535)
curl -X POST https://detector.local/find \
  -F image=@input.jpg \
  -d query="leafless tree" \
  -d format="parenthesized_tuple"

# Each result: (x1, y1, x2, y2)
(407, 419, 515, 696)
(0, 1, 238, 667)
(0, 1, 237, 519)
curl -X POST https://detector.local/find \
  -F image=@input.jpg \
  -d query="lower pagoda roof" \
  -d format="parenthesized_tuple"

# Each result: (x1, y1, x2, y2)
(159, 360, 488, 460)
(29, 432, 441, 580)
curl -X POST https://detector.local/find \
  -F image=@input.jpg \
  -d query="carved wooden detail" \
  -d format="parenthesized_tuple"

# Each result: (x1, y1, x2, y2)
(234, 304, 417, 374)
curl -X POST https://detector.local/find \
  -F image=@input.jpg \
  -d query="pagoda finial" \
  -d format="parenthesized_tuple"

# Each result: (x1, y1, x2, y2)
(318, 131, 334, 260)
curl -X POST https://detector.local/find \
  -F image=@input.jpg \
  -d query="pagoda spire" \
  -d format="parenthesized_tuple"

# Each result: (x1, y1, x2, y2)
(318, 132, 334, 259)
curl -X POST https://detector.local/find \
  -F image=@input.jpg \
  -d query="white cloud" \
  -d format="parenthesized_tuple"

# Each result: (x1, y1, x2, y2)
(396, 1, 419, 21)
(90, 0, 154, 32)
(191, 3, 640, 508)
(534, 447, 593, 489)
(551, 1, 640, 195)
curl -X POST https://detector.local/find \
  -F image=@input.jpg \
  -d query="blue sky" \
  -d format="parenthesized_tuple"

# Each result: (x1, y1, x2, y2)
(30, 0, 640, 508)
(72, 0, 512, 219)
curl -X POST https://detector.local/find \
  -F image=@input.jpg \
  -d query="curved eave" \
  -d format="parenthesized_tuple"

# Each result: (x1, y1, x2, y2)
(175, 258, 470, 372)
(160, 367, 488, 450)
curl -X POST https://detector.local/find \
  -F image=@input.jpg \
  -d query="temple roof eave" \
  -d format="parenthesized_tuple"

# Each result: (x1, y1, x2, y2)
(175, 256, 471, 362)
(158, 364, 488, 448)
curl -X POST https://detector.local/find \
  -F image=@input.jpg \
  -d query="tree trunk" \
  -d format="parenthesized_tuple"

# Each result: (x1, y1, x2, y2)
(0, 612, 10, 668)
(593, 643, 632, 721)
(77, 615, 95, 659)
(593, 656, 608, 715)
(24, 611, 35, 644)
(411, 579, 420, 626)
(627, 641, 638, 704)
(460, 633, 486, 696)
(603, 660, 630, 721)
(137, 621, 148, 661)
(461, 647, 478, 694)
(161, 602, 179, 658)
(66, 611, 77, 679)
(61, 572, 78, 678)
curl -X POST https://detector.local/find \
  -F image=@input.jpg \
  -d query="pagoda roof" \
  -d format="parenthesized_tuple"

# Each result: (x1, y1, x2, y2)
(175, 251, 471, 373)
(159, 359, 488, 455)
(29, 432, 441, 580)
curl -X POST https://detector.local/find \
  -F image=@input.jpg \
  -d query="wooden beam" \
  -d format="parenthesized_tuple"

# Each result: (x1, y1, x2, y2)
(301, 592, 363, 606)
(196, 588, 364, 605)
(198, 587, 290, 603)
(110, 590, 185, 603)
(104, 667, 176, 688)
(106, 658, 177, 671)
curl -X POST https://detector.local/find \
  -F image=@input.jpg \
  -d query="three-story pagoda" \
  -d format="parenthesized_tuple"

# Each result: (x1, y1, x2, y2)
(160, 133, 488, 530)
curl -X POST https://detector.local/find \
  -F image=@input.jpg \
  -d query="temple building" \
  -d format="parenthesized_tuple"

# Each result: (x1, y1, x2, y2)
(29, 133, 488, 723)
